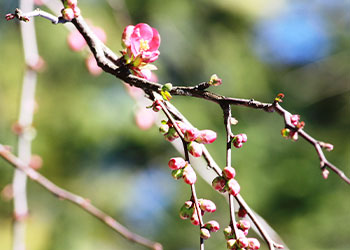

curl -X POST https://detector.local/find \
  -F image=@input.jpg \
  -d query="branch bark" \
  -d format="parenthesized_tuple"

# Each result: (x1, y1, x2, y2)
(0, 145, 162, 250)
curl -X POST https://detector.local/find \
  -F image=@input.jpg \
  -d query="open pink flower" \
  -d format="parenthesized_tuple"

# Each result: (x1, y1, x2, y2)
(122, 23, 160, 63)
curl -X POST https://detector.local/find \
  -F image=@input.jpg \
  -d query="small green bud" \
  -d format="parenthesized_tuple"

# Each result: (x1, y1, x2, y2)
(162, 83, 173, 92)
(171, 168, 184, 180)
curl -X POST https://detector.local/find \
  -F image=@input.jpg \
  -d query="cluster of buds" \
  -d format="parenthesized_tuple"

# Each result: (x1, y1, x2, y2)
(224, 224, 260, 250)
(178, 121, 217, 157)
(160, 120, 179, 142)
(212, 166, 240, 196)
(281, 114, 305, 141)
(61, 0, 80, 21)
(232, 133, 247, 148)
(121, 23, 160, 80)
(160, 120, 217, 158)
(179, 200, 219, 239)
(168, 157, 197, 185)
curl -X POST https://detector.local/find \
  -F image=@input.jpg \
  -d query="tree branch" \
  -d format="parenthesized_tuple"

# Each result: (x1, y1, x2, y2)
(0, 145, 162, 250)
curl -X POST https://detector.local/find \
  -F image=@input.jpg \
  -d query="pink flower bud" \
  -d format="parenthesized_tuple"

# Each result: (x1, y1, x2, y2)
(73, 7, 80, 18)
(209, 74, 222, 86)
(61, 8, 75, 21)
(234, 229, 246, 239)
(199, 199, 216, 213)
(324, 143, 334, 152)
(204, 220, 220, 232)
(152, 100, 162, 112)
(237, 236, 249, 248)
(227, 179, 240, 196)
(66, 0, 78, 7)
(247, 238, 261, 250)
(233, 141, 243, 148)
(223, 166, 236, 179)
(212, 176, 226, 192)
(322, 169, 329, 179)
(175, 121, 190, 134)
(241, 133, 247, 143)
(5, 13, 16, 21)
(168, 157, 186, 170)
(191, 211, 200, 226)
(183, 200, 193, 208)
(290, 114, 300, 126)
(184, 127, 200, 142)
(196, 130, 217, 144)
(237, 220, 250, 231)
(235, 134, 243, 143)
(183, 165, 197, 185)
(187, 141, 202, 157)
(238, 207, 247, 218)
(200, 228, 211, 239)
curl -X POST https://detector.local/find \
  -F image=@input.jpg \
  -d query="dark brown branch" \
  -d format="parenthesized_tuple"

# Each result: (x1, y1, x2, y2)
(0, 145, 162, 250)
(273, 103, 350, 184)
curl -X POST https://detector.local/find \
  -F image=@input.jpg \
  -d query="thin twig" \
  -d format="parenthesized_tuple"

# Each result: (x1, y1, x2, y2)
(0, 145, 162, 250)
(221, 104, 240, 236)
(12, 1, 39, 249)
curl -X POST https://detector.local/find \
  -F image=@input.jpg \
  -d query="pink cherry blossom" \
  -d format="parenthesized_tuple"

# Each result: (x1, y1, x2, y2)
(122, 23, 160, 63)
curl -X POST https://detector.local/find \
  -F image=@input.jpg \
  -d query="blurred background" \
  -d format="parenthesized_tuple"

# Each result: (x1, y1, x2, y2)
(0, 0, 349, 249)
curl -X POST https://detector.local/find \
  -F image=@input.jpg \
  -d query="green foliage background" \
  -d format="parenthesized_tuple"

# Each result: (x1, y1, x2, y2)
(0, 0, 349, 249)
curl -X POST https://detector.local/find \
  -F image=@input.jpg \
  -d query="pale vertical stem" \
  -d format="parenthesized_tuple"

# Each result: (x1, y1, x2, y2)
(12, 0, 39, 249)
